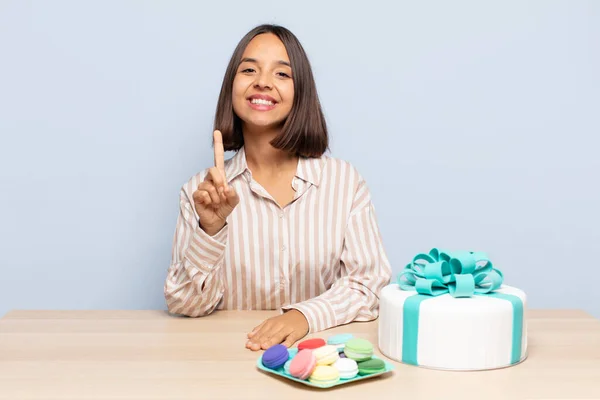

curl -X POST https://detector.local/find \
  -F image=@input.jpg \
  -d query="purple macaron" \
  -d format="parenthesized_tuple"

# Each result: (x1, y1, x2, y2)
(262, 344, 289, 369)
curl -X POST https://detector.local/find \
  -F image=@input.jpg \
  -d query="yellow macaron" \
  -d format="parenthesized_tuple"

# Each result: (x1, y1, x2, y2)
(308, 365, 340, 386)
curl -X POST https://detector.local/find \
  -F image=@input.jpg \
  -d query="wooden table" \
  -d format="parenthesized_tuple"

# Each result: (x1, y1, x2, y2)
(1, 310, 599, 400)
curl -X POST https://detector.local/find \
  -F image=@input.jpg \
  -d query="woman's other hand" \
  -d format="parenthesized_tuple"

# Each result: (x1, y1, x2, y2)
(245, 309, 309, 351)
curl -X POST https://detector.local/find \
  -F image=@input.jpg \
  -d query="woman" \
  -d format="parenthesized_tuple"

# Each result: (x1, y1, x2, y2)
(164, 24, 392, 351)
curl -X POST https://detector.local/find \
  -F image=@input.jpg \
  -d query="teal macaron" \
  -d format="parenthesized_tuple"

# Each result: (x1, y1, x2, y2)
(283, 359, 292, 375)
(343, 338, 373, 362)
(327, 333, 354, 351)
(287, 347, 298, 358)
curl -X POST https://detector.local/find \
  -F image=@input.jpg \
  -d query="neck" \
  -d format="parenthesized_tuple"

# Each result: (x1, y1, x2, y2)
(242, 125, 298, 174)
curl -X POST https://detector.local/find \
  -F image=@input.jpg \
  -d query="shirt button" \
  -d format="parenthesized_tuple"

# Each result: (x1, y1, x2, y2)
(279, 213, 284, 219)
(281, 246, 286, 251)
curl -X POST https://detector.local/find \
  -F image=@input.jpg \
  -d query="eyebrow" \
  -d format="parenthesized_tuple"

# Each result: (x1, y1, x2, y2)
(240, 57, 291, 67)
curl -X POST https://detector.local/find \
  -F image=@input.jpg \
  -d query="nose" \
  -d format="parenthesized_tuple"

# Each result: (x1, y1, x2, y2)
(254, 70, 272, 90)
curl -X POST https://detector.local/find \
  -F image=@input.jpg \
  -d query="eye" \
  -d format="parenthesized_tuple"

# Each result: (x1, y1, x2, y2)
(277, 72, 291, 78)
(240, 68, 255, 73)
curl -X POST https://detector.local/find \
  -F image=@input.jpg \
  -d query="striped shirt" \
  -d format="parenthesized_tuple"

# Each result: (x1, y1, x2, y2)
(163, 147, 392, 333)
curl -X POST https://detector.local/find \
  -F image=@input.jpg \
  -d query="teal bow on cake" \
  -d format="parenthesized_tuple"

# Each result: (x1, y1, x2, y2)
(397, 248, 504, 297)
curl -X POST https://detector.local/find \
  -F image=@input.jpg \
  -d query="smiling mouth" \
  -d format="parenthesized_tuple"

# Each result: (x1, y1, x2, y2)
(247, 97, 277, 111)
(249, 98, 275, 106)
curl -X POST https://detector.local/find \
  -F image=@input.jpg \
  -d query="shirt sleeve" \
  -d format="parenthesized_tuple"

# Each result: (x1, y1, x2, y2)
(282, 174, 392, 333)
(163, 185, 228, 317)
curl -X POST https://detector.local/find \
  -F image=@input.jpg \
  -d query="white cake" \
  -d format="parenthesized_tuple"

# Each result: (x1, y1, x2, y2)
(378, 283, 528, 370)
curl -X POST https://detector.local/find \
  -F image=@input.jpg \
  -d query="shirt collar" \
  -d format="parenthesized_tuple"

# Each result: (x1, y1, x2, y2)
(295, 154, 324, 187)
(224, 146, 324, 187)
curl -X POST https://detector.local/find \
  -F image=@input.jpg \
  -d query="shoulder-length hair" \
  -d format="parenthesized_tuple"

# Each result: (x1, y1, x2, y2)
(213, 24, 328, 158)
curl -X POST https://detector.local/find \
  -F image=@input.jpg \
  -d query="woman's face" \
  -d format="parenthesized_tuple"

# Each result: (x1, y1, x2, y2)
(232, 33, 294, 133)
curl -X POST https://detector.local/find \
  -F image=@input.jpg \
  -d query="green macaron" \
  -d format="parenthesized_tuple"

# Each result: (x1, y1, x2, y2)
(357, 358, 386, 375)
(343, 338, 373, 361)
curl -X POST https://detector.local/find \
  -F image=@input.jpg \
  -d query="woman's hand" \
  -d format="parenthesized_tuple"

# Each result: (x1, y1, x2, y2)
(193, 130, 240, 236)
(246, 309, 309, 351)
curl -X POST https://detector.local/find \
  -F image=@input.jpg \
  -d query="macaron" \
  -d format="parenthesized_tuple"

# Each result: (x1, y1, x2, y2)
(289, 349, 317, 380)
(357, 358, 386, 375)
(333, 357, 358, 379)
(297, 338, 326, 351)
(343, 338, 373, 361)
(327, 333, 354, 351)
(313, 344, 340, 366)
(262, 344, 289, 369)
(308, 365, 340, 386)
(283, 359, 292, 375)
(287, 347, 298, 358)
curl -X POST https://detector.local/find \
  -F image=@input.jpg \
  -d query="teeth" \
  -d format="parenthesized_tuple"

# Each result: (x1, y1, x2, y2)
(251, 98, 274, 106)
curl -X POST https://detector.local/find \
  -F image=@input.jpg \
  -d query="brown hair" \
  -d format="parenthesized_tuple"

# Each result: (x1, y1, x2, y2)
(213, 24, 328, 158)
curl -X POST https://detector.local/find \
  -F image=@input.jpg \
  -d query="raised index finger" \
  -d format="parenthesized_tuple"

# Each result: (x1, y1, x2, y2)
(213, 130, 227, 182)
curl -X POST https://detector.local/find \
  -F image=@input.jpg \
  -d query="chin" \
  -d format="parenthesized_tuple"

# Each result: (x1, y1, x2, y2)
(242, 117, 286, 131)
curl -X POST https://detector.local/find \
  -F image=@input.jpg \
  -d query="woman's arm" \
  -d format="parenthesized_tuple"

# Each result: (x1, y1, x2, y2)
(163, 187, 227, 317)
(282, 172, 392, 333)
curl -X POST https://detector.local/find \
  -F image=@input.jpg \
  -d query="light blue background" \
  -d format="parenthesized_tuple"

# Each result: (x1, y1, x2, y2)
(1, 1, 598, 318)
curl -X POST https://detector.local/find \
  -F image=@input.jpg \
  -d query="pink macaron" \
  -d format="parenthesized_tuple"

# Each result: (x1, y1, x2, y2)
(289, 349, 317, 380)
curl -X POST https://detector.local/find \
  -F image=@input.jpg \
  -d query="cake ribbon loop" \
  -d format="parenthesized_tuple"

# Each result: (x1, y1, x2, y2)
(397, 248, 504, 298)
